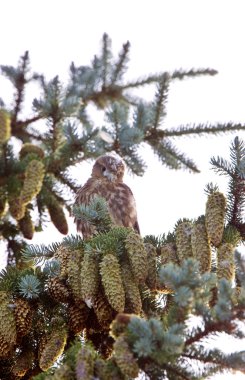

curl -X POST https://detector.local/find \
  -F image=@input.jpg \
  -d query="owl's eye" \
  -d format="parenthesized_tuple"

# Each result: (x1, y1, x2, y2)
(101, 166, 106, 173)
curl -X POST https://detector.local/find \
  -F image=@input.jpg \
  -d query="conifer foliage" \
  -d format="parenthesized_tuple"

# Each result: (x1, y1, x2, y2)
(1, 34, 245, 265)
(0, 144, 244, 379)
(0, 35, 245, 379)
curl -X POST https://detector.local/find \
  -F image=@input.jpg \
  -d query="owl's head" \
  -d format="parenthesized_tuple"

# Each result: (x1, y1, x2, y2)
(92, 153, 125, 182)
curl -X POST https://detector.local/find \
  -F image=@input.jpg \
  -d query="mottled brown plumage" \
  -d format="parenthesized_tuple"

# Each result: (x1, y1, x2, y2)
(74, 154, 140, 238)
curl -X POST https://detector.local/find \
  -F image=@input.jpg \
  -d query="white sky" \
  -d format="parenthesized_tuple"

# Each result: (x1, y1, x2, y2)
(1, 1, 245, 378)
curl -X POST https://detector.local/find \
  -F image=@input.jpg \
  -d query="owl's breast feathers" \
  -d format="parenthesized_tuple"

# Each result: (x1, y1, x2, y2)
(75, 178, 140, 237)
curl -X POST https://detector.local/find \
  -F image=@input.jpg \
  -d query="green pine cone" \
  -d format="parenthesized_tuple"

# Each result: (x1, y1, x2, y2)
(67, 249, 83, 304)
(0, 292, 17, 358)
(217, 242, 235, 281)
(48, 277, 70, 303)
(12, 349, 34, 377)
(160, 242, 179, 265)
(20, 159, 45, 205)
(125, 231, 148, 283)
(121, 262, 142, 314)
(205, 192, 226, 247)
(191, 221, 211, 273)
(39, 329, 67, 371)
(54, 244, 72, 278)
(19, 143, 45, 159)
(113, 335, 139, 378)
(175, 220, 193, 262)
(100, 254, 125, 313)
(93, 291, 115, 329)
(81, 253, 100, 306)
(47, 200, 68, 235)
(18, 209, 34, 239)
(0, 188, 7, 217)
(0, 109, 11, 143)
(145, 243, 157, 290)
(9, 197, 26, 220)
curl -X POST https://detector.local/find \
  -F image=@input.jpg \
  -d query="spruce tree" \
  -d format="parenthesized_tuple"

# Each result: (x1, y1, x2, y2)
(0, 34, 244, 379)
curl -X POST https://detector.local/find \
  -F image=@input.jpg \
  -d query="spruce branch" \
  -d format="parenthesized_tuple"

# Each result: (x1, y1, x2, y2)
(62, 233, 84, 250)
(1, 51, 31, 124)
(211, 137, 245, 238)
(164, 122, 245, 138)
(101, 33, 112, 87)
(170, 68, 218, 80)
(21, 242, 60, 265)
(152, 73, 170, 129)
(0, 266, 23, 293)
(210, 156, 233, 177)
(111, 40, 130, 84)
(148, 137, 200, 172)
(123, 74, 165, 89)
(73, 196, 112, 235)
(18, 274, 41, 298)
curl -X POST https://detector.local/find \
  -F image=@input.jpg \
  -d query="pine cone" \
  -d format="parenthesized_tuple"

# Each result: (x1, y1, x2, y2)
(68, 302, 90, 334)
(125, 231, 148, 283)
(18, 209, 34, 239)
(0, 109, 11, 143)
(39, 329, 67, 371)
(12, 349, 34, 377)
(67, 249, 83, 304)
(205, 192, 226, 247)
(19, 143, 45, 159)
(121, 262, 142, 314)
(54, 244, 72, 278)
(81, 253, 100, 306)
(93, 291, 115, 329)
(217, 242, 235, 281)
(191, 221, 212, 273)
(175, 220, 193, 262)
(0, 188, 7, 217)
(9, 197, 26, 220)
(160, 242, 179, 265)
(0, 292, 17, 358)
(48, 200, 68, 235)
(14, 298, 33, 339)
(100, 254, 125, 313)
(48, 277, 70, 302)
(20, 159, 45, 205)
(145, 243, 157, 290)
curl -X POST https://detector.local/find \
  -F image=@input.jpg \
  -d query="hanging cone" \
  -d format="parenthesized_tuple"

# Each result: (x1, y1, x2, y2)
(100, 254, 125, 313)
(205, 192, 226, 247)
(125, 231, 148, 283)
(175, 220, 193, 263)
(39, 329, 67, 371)
(0, 109, 11, 143)
(0, 292, 17, 358)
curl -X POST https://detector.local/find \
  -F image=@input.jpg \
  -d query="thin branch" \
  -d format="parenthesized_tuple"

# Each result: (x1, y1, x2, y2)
(170, 68, 218, 80)
(111, 41, 130, 84)
(164, 122, 245, 137)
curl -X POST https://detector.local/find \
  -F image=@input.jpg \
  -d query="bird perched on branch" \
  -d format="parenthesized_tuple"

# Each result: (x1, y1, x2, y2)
(74, 153, 140, 238)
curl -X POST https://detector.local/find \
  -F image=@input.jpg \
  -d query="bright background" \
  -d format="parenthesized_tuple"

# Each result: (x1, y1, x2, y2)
(0, 1, 245, 378)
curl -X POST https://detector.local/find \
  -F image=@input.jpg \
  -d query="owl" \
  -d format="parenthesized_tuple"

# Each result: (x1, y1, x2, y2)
(74, 154, 140, 238)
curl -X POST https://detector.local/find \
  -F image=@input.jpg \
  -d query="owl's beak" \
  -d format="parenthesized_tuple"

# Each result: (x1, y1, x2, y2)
(103, 170, 115, 181)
